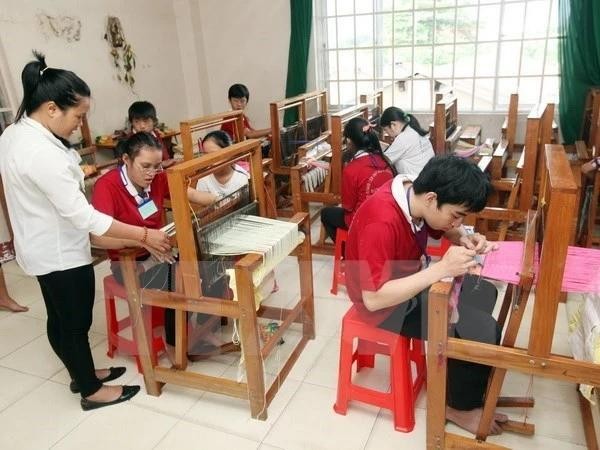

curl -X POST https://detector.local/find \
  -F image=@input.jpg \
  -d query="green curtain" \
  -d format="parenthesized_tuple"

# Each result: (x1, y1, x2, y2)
(283, 0, 312, 126)
(558, 0, 600, 143)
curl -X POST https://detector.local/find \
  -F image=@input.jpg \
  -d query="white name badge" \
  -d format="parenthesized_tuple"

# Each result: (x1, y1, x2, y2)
(138, 199, 159, 219)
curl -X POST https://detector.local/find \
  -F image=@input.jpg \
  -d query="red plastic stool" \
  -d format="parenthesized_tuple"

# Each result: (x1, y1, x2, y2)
(103, 275, 165, 373)
(333, 306, 426, 432)
(426, 236, 451, 258)
(330, 228, 349, 295)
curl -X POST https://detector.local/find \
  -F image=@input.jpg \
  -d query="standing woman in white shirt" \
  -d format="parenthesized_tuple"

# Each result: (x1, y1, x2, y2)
(380, 106, 435, 176)
(0, 52, 171, 411)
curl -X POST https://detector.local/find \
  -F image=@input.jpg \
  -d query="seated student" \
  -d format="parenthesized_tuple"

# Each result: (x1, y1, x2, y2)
(128, 101, 177, 168)
(320, 117, 396, 242)
(345, 156, 508, 435)
(380, 106, 435, 176)
(91, 132, 217, 356)
(196, 130, 250, 197)
(221, 84, 271, 155)
(582, 155, 600, 176)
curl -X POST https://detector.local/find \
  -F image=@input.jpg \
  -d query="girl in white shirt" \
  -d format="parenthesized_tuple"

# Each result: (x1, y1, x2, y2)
(380, 106, 435, 176)
(0, 52, 171, 411)
(196, 130, 249, 197)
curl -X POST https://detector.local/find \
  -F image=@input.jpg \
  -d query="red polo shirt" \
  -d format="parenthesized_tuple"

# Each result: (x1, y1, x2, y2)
(91, 167, 169, 261)
(345, 178, 443, 322)
(221, 114, 251, 142)
(342, 154, 394, 227)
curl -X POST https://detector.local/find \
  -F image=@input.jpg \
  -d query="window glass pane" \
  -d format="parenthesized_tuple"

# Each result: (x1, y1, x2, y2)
(497, 77, 519, 107)
(415, 11, 434, 45)
(375, 13, 393, 46)
(437, 0, 456, 7)
(355, 0, 374, 14)
(326, 0, 336, 16)
(434, 45, 454, 78)
(479, 0, 498, 4)
(337, 0, 354, 15)
(337, 17, 355, 47)
(501, 2, 525, 40)
(548, 0, 558, 37)
(328, 18, 337, 48)
(414, 46, 433, 77)
(413, 79, 433, 110)
(375, 48, 393, 78)
(394, 47, 413, 79)
(329, 81, 339, 105)
(457, 0, 477, 5)
(435, 79, 452, 100)
(498, 41, 521, 76)
(544, 38, 559, 74)
(378, 0, 394, 12)
(454, 78, 474, 111)
(524, 1, 549, 39)
(356, 15, 374, 47)
(356, 49, 374, 79)
(414, 0, 433, 9)
(521, 40, 545, 76)
(339, 81, 357, 105)
(435, 8, 455, 44)
(475, 43, 498, 77)
(456, 7, 477, 43)
(518, 77, 542, 106)
(328, 51, 338, 79)
(473, 78, 495, 111)
(339, 50, 355, 79)
(394, 12, 413, 45)
(478, 6, 500, 42)
(454, 43, 475, 77)
(541, 76, 559, 104)
(357, 81, 375, 98)
(394, 0, 413, 11)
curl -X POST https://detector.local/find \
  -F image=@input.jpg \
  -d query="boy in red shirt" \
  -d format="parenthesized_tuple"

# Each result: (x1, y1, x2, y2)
(128, 101, 176, 168)
(345, 156, 508, 435)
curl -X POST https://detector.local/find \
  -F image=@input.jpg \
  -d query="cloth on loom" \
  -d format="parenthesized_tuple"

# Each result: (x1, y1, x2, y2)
(301, 166, 328, 192)
(566, 292, 600, 403)
(0, 207, 15, 263)
(480, 241, 600, 293)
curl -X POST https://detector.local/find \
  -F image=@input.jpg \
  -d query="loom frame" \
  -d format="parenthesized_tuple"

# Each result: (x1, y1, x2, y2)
(430, 94, 462, 156)
(118, 138, 315, 420)
(426, 144, 600, 449)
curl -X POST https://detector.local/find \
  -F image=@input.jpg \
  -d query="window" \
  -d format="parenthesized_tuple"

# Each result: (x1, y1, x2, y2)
(316, 0, 560, 112)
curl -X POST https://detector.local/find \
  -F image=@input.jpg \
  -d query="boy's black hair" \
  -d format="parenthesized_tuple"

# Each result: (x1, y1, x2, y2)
(15, 50, 90, 122)
(412, 156, 492, 212)
(228, 83, 250, 100)
(128, 101, 157, 122)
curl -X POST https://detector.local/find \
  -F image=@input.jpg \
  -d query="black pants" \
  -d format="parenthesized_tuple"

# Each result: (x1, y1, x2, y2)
(37, 264, 102, 398)
(379, 275, 501, 411)
(321, 206, 346, 242)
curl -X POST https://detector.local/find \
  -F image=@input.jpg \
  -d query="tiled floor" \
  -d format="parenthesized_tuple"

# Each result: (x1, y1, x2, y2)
(0, 250, 590, 449)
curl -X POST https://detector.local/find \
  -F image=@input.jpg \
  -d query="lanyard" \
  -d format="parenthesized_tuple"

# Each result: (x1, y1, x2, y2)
(119, 165, 151, 206)
(406, 186, 431, 268)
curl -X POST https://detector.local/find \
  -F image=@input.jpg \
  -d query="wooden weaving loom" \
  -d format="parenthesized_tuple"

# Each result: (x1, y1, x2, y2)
(426, 144, 600, 449)
(359, 89, 384, 139)
(430, 94, 462, 156)
(118, 138, 315, 419)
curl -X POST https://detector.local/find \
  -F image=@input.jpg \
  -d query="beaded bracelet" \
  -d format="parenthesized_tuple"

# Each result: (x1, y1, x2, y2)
(140, 226, 148, 244)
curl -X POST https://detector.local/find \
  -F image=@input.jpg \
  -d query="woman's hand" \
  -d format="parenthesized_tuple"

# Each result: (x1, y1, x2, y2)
(438, 246, 478, 278)
(143, 228, 171, 254)
(141, 243, 175, 264)
(458, 232, 498, 254)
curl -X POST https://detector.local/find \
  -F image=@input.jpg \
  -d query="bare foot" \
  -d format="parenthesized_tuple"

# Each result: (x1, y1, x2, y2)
(0, 296, 28, 312)
(85, 385, 123, 402)
(446, 407, 508, 435)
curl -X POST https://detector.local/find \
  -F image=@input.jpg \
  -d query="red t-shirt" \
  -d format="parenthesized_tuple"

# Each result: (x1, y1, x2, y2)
(91, 168, 170, 261)
(220, 114, 251, 142)
(345, 179, 443, 322)
(342, 154, 394, 227)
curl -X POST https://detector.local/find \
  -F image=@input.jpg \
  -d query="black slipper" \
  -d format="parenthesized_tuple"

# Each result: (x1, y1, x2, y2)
(80, 385, 140, 411)
(70, 366, 127, 394)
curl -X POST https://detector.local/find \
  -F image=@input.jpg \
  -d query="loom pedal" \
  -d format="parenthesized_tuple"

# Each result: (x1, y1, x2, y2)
(500, 420, 535, 436)
(496, 396, 535, 408)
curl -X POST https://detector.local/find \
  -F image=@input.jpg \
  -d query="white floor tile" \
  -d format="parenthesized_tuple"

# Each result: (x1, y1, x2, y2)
(51, 402, 178, 450)
(154, 419, 260, 450)
(0, 314, 46, 358)
(0, 366, 45, 411)
(264, 383, 378, 450)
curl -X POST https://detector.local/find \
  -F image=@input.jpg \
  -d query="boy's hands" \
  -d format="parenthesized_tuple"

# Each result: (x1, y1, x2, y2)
(458, 232, 498, 254)
(438, 246, 478, 278)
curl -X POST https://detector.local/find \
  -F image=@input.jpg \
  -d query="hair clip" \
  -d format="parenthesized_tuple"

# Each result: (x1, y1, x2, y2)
(39, 67, 50, 76)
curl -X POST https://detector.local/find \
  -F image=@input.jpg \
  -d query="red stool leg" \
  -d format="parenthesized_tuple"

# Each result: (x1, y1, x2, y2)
(391, 337, 416, 432)
(333, 331, 354, 415)
(355, 338, 376, 371)
(330, 238, 343, 296)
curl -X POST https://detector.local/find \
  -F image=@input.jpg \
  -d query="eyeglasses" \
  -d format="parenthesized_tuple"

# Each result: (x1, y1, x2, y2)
(134, 162, 164, 175)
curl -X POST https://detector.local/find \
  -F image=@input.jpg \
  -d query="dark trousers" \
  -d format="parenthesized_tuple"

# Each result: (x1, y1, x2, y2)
(379, 275, 501, 411)
(37, 264, 102, 398)
(321, 206, 346, 242)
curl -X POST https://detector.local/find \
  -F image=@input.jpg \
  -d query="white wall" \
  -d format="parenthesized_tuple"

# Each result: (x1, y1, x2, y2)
(0, 0, 188, 137)
(185, 0, 291, 129)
